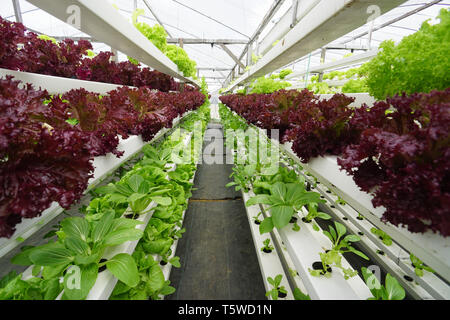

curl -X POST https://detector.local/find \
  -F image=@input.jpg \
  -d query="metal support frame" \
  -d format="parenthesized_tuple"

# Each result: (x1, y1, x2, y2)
(197, 67, 232, 71)
(317, 48, 326, 82)
(12, 0, 23, 23)
(224, 0, 286, 86)
(167, 38, 248, 45)
(220, 44, 245, 69)
(142, 0, 173, 37)
(110, 48, 119, 62)
(290, 0, 299, 28)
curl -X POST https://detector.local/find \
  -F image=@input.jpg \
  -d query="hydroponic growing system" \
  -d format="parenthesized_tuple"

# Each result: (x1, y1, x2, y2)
(0, 0, 448, 302)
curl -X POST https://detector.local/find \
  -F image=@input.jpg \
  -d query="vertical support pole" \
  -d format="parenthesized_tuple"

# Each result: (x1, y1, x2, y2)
(247, 41, 253, 67)
(318, 48, 326, 83)
(12, 0, 23, 23)
(179, 38, 184, 48)
(290, 0, 299, 28)
(304, 52, 312, 88)
(179, 82, 185, 92)
(111, 48, 119, 62)
(134, 0, 138, 11)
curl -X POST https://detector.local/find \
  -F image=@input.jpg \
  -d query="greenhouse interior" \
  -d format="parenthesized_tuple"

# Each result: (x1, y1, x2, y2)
(0, 0, 449, 303)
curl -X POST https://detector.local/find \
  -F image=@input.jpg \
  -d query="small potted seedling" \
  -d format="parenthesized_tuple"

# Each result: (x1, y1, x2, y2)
(370, 227, 393, 246)
(261, 239, 274, 253)
(266, 275, 288, 300)
(309, 222, 369, 279)
(253, 212, 263, 225)
(336, 196, 346, 206)
(410, 254, 435, 277)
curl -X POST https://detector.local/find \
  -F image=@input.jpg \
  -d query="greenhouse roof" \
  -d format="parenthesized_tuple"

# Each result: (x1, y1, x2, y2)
(0, 0, 448, 92)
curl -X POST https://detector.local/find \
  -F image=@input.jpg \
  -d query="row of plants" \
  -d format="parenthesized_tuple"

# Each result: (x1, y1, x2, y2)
(110, 103, 210, 300)
(0, 16, 188, 91)
(219, 103, 406, 300)
(306, 8, 449, 97)
(218, 86, 449, 237)
(0, 104, 210, 300)
(0, 75, 205, 238)
(130, 9, 197, 78)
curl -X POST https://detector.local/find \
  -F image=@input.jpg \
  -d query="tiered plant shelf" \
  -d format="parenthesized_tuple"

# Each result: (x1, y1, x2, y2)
(0, 68, 129, 94)
(241, 190, 294, 300)
(26, 0, 199, 87)
(0, 67, 194, 259)
(279, 144, 450, 285)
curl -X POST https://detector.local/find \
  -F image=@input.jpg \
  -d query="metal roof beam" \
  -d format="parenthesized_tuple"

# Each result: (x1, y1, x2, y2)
(142, 0, 173, 38)
(220, 44, 245, 69)
(225, 0, 287, 85)
(167, 38, 248, 45)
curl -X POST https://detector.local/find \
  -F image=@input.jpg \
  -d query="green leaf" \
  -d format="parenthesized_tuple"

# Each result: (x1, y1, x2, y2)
(60, 217, 90, 241)
(328, 225, 337, 241)
(43, 278, 61, 300)
(91, 212, 114, 246)
(334, 222, 347, 238)
(259, 217, 274, 234)
(94, 184, 117, 195)
(343, 235, 360, 243)
(42, 264, 68, 280)
(107, 254, 139, 288)
(385, 274, 405, 300)
(271, 206, 294, 230)
(270, 289, 278, 300)
(29, 247, 74, 267)
(415, 268, 424, 277)
(312, 222, 320, 232)
(169, 256, 181, 268)
(151, 196, 172, 206)
(103, 228, 143, 247)
(32, 265, 42, 277)
(160, 284, 176, 296)
(63, 263, 98, 300)
(323, 231, 333, 242)
(274, 274, 283, 286)
(147, 265, 165, 292)
(138, 180, 150, 194)
(317, 212, 331, 220)
(347, 246, 370, 260)
(11, 247, 35, 266)
(246, 194, 272, 207)
(111, 281, 131, 296)
(128, 193, 147, 203)
(270, 182, 287, 202)
(293, 287, 311, 300)
(143, 239, 172, 255)
(361, 267, 382, 298)
(115, 184, 133, 196)
(65, 237, 90, 256)
(128, 175, 144, 193)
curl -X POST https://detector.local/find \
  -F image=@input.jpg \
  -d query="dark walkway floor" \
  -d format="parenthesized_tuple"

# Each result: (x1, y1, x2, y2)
(167, 123, 266, 300)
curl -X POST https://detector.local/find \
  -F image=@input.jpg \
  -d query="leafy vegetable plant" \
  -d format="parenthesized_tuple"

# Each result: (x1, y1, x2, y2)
(370, 228, 392, 246)
(309, 222, 369, 279)
(265, 275, 287, 300)
(361, 267, 405, 300)
(261, 239, 274, 253)
(246, 180, 324, 234)
(410, 254, 435, 277)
